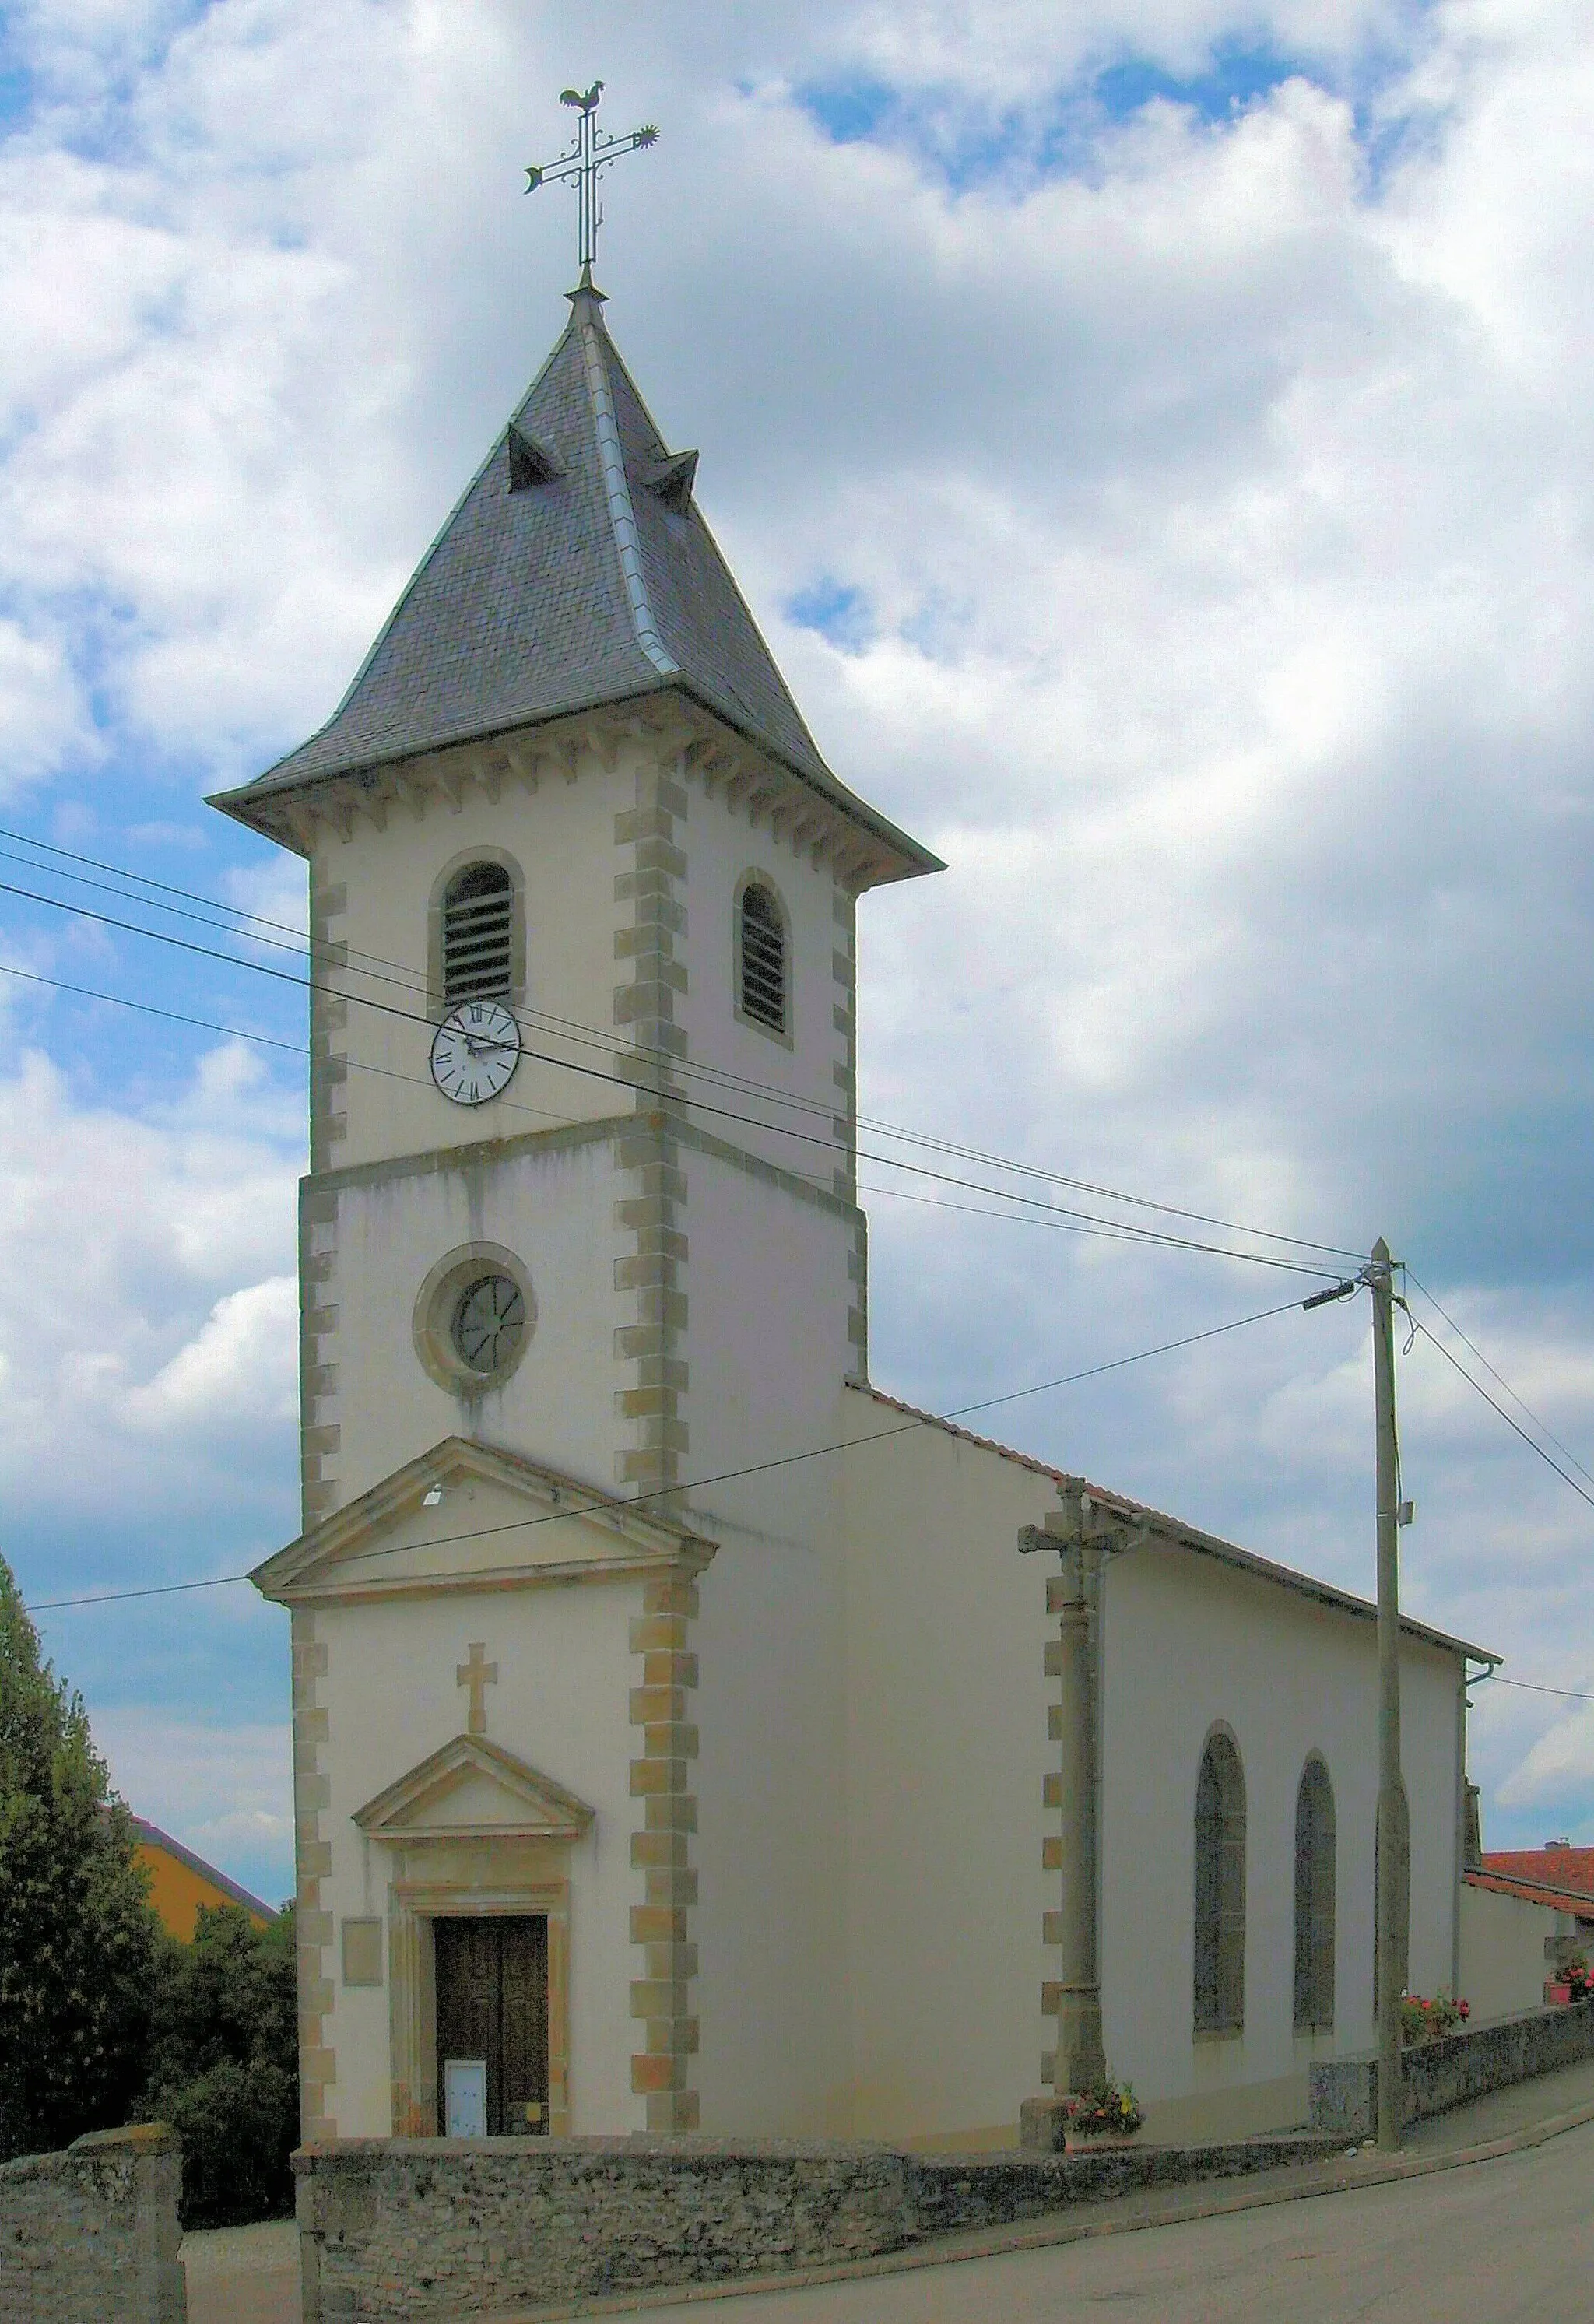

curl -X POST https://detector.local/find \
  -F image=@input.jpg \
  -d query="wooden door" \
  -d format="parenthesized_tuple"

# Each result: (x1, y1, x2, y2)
(434, 1916, 549, 2136)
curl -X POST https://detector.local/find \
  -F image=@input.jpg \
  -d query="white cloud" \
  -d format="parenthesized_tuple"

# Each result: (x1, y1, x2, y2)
(1496, 1703, 1594, 1817)
(95, 1704, 293, 1905)
(0, 619, 91, 795)
(124, 1275, 298, 1435)
(5, 0, 1594, 1848)
(0, 1044, 300, 1516)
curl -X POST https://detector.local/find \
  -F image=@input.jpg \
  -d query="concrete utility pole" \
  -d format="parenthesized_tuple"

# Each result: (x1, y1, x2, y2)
(1370, 1237, 1406, 2151)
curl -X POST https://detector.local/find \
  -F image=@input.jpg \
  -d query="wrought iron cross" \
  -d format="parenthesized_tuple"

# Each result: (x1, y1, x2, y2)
(525, 80, 658, 284)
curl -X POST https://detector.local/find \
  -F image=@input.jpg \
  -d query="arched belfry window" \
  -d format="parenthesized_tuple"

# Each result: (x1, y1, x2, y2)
(737, 877, 788, 1037)
(442, 862, 514, 1009)
(1194, 1729, 1246, 2033)
(1294, 1757, 1336, 2032)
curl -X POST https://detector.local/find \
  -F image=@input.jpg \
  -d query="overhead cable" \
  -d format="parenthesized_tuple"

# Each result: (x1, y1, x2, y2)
(0, 879, 1343, 1279)
(24, 1292, 1308, 1613)
(0, 823, 1367, 1263)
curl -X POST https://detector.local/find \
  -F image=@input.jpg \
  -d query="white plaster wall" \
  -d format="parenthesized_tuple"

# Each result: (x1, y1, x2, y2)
(833, 1395, 1059, 2141)
(314, 756, 631, 1173)
(1101, 1546, 1465, 2112)
(1459, 1883, 1556, 2024)
(685, 1151, 857, 2133)
(316, 1578, 641, 2137)
(676, 774, 851, 1185)
(319, 1132, 623, 1505)
(832, 1393, 1472, 2143)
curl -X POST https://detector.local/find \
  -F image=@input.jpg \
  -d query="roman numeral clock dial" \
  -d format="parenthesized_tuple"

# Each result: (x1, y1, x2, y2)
(429, 1000, 521, 1107)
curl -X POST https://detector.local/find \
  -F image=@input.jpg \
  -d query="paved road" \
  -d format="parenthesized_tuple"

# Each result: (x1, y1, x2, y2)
(632, 2119, 1594, 2324)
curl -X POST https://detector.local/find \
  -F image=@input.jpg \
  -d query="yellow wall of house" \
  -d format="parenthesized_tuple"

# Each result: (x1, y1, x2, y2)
(137, 1840, 271, 1943)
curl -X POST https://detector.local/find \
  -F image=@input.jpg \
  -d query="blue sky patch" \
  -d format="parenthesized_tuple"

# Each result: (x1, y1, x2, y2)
(786, 575, 876, 653)
(0, 65, 32, 135)
(1094, 37, 1308, 126)
(796, 39, 1337, 196)
(795, 75, 897, 146)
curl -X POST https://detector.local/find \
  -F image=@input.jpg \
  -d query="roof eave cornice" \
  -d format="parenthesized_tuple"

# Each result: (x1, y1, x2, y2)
(209, 689, 943, 892)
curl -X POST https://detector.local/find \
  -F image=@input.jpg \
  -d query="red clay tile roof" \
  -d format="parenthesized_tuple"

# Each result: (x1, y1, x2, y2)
(1466, 1866, 1594, 1916)
(1481, 1848, 1594, 1901)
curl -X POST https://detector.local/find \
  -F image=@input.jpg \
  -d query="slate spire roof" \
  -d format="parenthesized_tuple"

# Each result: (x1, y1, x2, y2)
(220, 286, 939, 877)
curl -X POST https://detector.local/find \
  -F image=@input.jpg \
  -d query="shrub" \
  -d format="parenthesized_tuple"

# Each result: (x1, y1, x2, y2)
(136, 1901, 298, 2227)
(149, 2057, 299, 2228)
(0, 1557, 158, 2161)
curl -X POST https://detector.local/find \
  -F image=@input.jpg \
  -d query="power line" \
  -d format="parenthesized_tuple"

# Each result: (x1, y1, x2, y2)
(1407, 1270, 1594, 1495)
(1413, 1324, 1594, 1515)
(0, 822, 1367, 1265)
(0, 961, 1343, 1256)
(25, 1293, 1308, 1613)
(0, 878, 1343, 1279)
(1487, 1676, 1594, 1707)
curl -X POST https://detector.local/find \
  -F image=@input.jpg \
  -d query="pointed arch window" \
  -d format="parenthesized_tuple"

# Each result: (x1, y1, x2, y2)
(1194, 1729, 1246, 2033)
(1372, 1783, 1411, 2014)
(443, 862, 515, 1009)
(737, 877, 788, 1037)
(1294, 1757, 1336, 2032)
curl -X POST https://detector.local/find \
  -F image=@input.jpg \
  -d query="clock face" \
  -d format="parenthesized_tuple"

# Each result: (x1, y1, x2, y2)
(430, 999, 521, 1106)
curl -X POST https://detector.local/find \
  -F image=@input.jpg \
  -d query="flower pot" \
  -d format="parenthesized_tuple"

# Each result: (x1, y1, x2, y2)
(1064, 2128, 1142, 2156)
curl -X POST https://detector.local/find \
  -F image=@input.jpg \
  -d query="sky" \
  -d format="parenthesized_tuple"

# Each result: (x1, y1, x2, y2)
(2, 0, 1594, 1907)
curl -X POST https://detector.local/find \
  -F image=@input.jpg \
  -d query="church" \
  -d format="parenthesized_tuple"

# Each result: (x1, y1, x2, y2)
(216, 188, 1490, 2151)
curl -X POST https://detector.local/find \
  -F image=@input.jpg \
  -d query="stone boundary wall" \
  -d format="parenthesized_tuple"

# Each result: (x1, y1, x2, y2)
(0, 2123, 186, 2324)
(294, 2130, 1339, 2320)
(1309, 1996, 1594, 2139)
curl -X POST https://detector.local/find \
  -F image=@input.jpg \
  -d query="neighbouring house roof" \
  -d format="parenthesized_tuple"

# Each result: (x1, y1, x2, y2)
(850, 1382, 1499, 1665)
(1466, 1866, 1594, 1919)
(128, 1814, 276, 1936)
(209, 286, 940, 887)
(1480, 1847, 1594, 1902)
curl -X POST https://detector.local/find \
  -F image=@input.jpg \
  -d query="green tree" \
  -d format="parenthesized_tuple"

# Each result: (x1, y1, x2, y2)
(0, 1553, 159, 2160)
(139, 1900, 299, 2227)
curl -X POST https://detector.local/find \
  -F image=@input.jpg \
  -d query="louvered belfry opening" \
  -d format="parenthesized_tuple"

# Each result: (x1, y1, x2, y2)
(1194, 1730, 1247, 2034)
(739, 882, 785, 1031)
(444, 862, 514, 1007)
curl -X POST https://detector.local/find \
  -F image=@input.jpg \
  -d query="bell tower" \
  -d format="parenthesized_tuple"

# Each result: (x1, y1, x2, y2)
(221, 100, 942, 2149)
(212, 276, 939, 1532)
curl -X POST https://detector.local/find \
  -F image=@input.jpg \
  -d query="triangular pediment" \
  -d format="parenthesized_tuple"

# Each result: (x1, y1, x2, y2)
(353, 1733, 594, 1844)
(249, 1436, 715, 1607)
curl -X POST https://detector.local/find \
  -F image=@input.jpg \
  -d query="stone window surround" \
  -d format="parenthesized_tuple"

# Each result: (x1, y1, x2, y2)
(412, 1240, 536, 1398)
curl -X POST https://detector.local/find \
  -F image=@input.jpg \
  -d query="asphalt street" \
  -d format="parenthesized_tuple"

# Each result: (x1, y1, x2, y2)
(629, 2117, 1594, 2324)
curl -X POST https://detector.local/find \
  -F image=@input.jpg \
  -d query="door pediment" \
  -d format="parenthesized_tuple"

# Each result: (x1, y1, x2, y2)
(353, 1732, 595, 1845)
(249, 1435, 715, 1606)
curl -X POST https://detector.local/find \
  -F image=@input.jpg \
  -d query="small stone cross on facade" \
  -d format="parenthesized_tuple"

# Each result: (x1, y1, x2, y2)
(457, 1641, 498, 1736)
